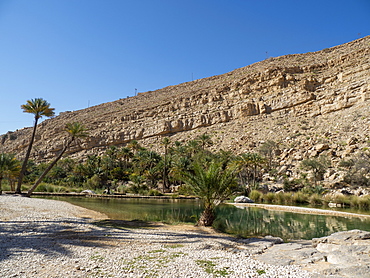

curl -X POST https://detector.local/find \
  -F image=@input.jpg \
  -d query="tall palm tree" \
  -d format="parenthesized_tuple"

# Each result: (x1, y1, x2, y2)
(16, 98, 55, 193)
(161, 137, 171, 192)
(0, 153, 21, 194)
(26, 122, 88, 197)
(180, 160, 239, 226)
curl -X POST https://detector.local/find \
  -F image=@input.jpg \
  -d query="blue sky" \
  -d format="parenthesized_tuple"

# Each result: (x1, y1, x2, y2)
(0, 0, 369, 135)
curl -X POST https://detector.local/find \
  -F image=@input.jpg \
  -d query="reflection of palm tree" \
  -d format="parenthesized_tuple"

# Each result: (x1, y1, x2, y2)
(16, 98, 55, 193)
(26, 122, 88, 197)
(0, 153, 21, 194)
(180, 160, 238, 226)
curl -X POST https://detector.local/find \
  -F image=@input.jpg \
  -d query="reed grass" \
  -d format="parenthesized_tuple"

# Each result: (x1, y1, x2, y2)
(249, 190, 370, 211)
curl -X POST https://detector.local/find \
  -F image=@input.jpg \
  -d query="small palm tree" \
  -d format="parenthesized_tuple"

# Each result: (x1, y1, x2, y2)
(118, 147, 134, 169)
(26, 122, 88, 197)
(197, 133, 213, 150)
(186, 140, 201, 156)
(0, 153, 21, 194)
(237, 152, 266, 190)
(180, 160, 239, 226)
(16, 98, 55, 193)
(127, 140, 141, 154)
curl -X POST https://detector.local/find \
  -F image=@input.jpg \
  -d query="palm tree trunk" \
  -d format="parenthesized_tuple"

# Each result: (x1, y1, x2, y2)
(16, 117, 38, 194)
(26, 140, 71, 197)
(197, 206, 215, 226)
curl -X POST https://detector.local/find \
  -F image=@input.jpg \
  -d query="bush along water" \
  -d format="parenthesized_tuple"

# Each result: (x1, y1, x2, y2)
(2, 133, 369, 214)
(248, 189, 370, 211)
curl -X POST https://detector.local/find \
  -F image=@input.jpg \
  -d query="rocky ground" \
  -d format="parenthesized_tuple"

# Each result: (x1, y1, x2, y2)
(0, 195, 369, 278)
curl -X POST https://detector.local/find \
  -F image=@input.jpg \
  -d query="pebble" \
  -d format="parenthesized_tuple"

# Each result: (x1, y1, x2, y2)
(0, 195, 314, 277)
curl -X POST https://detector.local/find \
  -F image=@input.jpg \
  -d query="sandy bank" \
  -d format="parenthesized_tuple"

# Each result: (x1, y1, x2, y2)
(230, 202, 370, 219)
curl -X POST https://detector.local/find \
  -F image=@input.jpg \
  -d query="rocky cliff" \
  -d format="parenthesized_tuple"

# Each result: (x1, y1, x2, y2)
(1, 36, 370, 180)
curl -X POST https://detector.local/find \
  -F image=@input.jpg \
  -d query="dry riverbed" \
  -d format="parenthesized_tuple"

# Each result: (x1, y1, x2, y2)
(1, 195, 368, 278)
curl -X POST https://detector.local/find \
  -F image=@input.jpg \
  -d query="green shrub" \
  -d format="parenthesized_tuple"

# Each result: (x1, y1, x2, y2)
(36, 183, 55, 192)
(148, 189, 163, 196)
(309, 193, 323, 206)
(292, 192, 308, 204)
(275, 192, 293, 205)
(357, 196, 370, 209)
(249, 190, 262, 202)
(115, 184, 128, 194)
(263, 192, 276, 203)
(177, 184, 194, 196)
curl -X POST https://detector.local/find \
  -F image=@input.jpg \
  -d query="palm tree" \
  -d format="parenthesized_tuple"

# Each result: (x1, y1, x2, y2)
(16, 98, 55, 193)
(186, 140, 201, 156)
(127, 140, 141, 154)
(237, 152, 266, 191)
(180, 159, 239, 226)
(197, 133, 213, 150)
(161, 137, 171, 192)
(118, 147, 133, 169)
(26, 122, 88, 197)
(0, 153, 21, 194)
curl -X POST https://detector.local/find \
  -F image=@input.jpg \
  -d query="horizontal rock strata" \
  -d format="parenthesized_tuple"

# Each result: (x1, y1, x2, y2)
(1, 36, 369, 168)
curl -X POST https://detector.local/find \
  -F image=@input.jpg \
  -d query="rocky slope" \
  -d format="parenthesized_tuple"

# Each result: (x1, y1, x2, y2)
(1, 36, 370, 183)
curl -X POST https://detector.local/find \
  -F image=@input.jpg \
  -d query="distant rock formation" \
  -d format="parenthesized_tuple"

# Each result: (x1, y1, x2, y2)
(1, 36, 369, 185)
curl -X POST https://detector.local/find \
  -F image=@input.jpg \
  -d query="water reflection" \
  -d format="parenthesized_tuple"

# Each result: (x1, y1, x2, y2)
(42, 197, 370, 240)
(56, 197, 203, 223)
(214, 205, 370, 240)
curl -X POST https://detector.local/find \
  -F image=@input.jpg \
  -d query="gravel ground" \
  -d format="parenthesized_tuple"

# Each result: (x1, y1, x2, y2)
(0, 195, 315, 278)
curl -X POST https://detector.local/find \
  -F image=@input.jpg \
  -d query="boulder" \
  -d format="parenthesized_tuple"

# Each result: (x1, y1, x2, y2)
(252, 230, 370, 278)
(81, 190, 96, 195)
(234, 196, 254, 203)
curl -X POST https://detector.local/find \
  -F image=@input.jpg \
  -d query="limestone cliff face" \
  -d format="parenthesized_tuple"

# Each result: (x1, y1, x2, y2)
(1, 36, 370, 165)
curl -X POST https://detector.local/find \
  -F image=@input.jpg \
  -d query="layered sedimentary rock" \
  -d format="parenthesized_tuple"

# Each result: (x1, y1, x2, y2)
(1, 36, 369, 166)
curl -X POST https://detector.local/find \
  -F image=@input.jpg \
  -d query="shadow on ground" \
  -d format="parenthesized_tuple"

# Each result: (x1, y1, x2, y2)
(93, 219, 164, 229)
(0, 218, 134, 262)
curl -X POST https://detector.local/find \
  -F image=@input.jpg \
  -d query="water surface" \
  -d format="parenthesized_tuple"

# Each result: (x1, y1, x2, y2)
(41, 196, 370, 240)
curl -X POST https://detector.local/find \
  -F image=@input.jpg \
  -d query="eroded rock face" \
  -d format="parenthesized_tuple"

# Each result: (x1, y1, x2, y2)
(1, 36, 370, 167)
(251, 230, 370, 278)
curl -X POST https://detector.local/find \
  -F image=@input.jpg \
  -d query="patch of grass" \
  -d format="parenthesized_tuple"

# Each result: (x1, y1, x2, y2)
(195, 259, 231, 276)
(90, 254, 104, 261)
(148, 249, 166, 253)
(257, 269, 266, 275)
(309, 193, 323, 206)
(292, 192, 308, 204)
(122, 249, 187, 276)
(263, 192, 276, 203)
(164, 244, 184, 249)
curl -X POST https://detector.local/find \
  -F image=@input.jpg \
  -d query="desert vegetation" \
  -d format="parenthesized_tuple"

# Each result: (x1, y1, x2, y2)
(2, 132, 370, 214)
